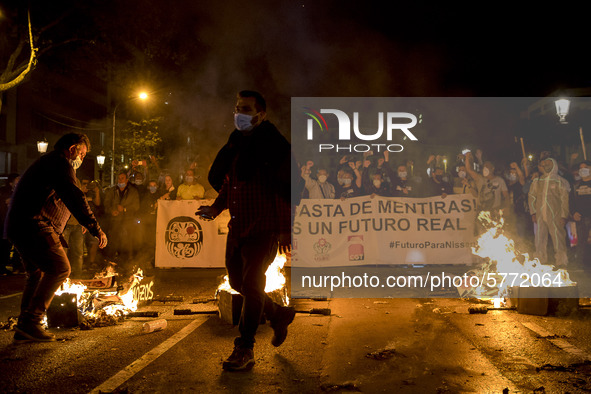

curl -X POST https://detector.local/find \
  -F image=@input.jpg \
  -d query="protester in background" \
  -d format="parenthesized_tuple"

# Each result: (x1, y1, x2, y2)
(505, 159, 532, 247)
(452, 164, 477, 196)
(62, 176, 85, 278)
(197, 90, 295, 372)
(80, 178, 102, 271)
(136, 179, 160, 270)
(571, 160, 591, 270)
(301, 161, 335, 199)
(131, 171, 147, 196)
(159, 174, 177, 201)
(335, 161, 363, 200)
(5, 133, 107, 342)
(392, 163, 419, 197)
(0, 173, 21, 275)
(424, 166, 453, 198)
(465, 152, 508, 217)
(528, 157, 570, 267)
(176, 168, 205, 200)
(103, 171, 139, 272)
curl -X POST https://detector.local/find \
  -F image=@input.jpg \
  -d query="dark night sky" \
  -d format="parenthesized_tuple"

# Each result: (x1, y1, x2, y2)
(3, 1, 590, 166)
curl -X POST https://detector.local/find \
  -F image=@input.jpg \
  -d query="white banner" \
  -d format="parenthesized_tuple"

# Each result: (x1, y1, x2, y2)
(292, 194, 479, 267)
(155, 200, 229, 268)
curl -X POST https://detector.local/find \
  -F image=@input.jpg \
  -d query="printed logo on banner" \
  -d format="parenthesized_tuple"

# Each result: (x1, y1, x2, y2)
(348, 235, 365, 261)
(164, 216, 203, 259)
(313, 237, 331, 262)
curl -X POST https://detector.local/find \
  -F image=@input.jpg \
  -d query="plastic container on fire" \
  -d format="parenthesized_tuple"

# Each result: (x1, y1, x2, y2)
(142, 319, 167, 333)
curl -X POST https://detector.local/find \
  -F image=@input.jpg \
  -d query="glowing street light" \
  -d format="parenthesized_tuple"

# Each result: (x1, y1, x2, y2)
(37, 139, 48, 154)
(111, 91, 150, 185)
(555, 98, 570, 124)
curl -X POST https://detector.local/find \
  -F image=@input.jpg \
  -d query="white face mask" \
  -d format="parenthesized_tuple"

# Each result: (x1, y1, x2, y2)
(185, 176, 194, 183)
(317, 175, 327, 183)
(482, 168, 490, 177)
(71, 155, 82, 170)
(117, 182, 127, 189)
(234, 113, 255, 131)
(458, 171, 466, 179)
(342, 178, 352, 186)
(373, 180, 382, 188)
(398, 171, 407, 178)
(580, 168, 591, 178)
(148, 186, 158, 193)
(508, 174, 517, 182)
(135, 179, 144, 185)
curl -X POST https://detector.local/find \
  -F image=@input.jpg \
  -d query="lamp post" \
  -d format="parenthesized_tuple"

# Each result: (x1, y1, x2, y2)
(555, 98, 570, 125)
(111, 91, 149, 186)
(37, 139, 48, 154)
(96, 152, 105, 186)
(555, 98, 587, 161)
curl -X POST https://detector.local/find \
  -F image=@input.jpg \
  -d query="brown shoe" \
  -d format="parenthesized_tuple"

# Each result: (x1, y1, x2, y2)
(15, 322, 56, 342)
(271, 306, 295, 347)
(222, 338, 255, 371)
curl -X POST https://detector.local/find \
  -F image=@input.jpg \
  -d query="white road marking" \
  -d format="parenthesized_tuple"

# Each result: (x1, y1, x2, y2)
(88, 317, 207, 394)
(0, 292, 22, 300)
(522, 321, 591, 361)
(521, 322, 554, 338)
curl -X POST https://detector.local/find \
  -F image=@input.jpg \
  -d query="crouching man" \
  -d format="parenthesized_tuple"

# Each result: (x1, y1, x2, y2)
(5, 133, 107, 343)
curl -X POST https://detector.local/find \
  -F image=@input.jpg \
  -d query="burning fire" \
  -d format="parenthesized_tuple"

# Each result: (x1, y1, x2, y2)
(217, 253, 290, 305)
(53, 267, 144, 325)
(466, 211, 575, 306)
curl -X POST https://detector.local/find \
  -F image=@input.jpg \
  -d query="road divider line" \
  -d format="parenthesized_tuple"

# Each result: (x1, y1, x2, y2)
(89, 317, 207, 394)
(0, 292, 22, 300)
(521, 322, 554, 338)
(522, 321, 591, 361)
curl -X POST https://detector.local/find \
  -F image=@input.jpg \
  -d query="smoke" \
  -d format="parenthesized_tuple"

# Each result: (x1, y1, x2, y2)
(141, 1, 451, 188)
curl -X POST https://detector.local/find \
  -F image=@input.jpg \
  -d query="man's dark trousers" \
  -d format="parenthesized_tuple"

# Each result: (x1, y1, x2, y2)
(225, 233, 279, 348)
(11, 227, 71, 323)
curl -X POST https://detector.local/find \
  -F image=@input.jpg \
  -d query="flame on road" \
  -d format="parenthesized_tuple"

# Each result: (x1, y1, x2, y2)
(54, 267, 144, 321)
(468, 211, 575, 305)
(217, 252, 290, 305)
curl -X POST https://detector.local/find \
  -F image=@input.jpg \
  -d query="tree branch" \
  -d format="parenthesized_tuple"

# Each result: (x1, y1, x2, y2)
(0, 10, 37, 92)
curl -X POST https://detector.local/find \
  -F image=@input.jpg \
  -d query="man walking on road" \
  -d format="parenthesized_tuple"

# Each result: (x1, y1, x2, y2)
(5, 133, 107, 343)
(197, 90, 294, 371)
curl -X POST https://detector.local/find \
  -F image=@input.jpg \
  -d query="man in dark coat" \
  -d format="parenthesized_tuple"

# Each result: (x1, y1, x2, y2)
(5, 133, 107, 343)
(197, 90, 294, 371)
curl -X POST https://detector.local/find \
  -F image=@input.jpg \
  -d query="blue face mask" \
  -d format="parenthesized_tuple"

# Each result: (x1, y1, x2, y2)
(117, 183, 127, 189)
(148, 186, 158, 193)
(234, 113, 255, 131)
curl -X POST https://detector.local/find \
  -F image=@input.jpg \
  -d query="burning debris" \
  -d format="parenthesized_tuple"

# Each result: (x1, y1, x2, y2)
(459, 211, 576, 308)
(216, 253, 290, 325)
(48, 264, 146, 329)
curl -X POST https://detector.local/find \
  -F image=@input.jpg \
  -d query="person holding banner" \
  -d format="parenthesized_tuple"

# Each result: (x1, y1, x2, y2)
(197, 90, 295, 372)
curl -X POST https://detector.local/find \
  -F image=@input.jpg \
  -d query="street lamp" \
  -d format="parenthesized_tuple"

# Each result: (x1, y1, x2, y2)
(555, 98, 570, 124)
(555, 97, 587, 161)
(37, 139, 48, 154)
(111, 91, 149, 185)
(96, 151, 105, 185)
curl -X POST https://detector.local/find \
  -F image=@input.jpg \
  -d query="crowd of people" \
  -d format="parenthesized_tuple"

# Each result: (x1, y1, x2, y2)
(299, 148, 591, 270)
(0, 155, 213, 278)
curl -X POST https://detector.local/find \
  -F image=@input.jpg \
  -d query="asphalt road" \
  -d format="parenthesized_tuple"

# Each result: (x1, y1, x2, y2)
(1, 268, 591, 393)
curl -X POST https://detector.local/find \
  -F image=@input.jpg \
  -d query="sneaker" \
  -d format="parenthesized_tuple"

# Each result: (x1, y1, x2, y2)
(222, 338, 255, 371)
(14, 322, 56, 342)
(13, 331, 33, 344)
(270, 306, 296, 347)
